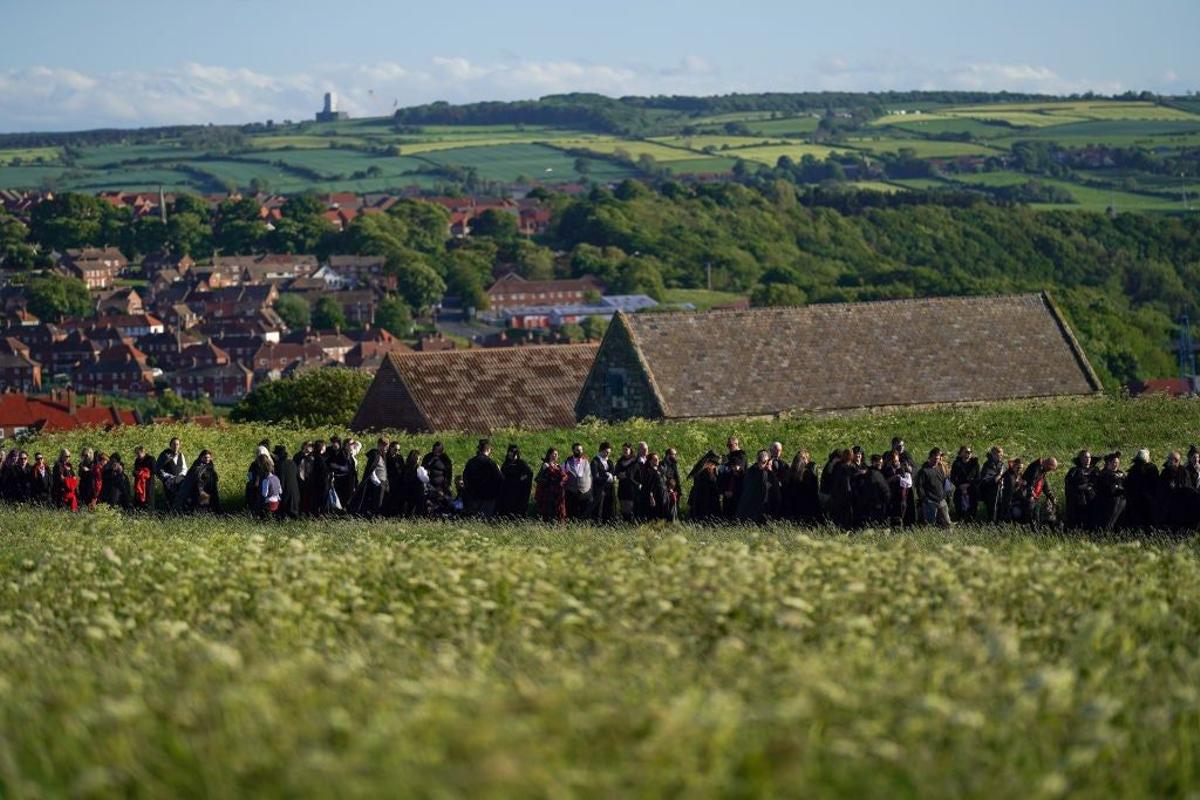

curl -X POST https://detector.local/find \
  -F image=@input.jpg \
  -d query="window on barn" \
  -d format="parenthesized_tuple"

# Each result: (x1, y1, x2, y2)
(609, 367, 628, 407)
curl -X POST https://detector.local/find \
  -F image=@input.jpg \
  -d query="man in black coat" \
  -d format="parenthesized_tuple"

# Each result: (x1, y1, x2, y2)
(1064, 450, 1095, 530)
(590, 441, 617, 523)
(273, 444, 302, 519)
(766, 442, 789, 519)
(858, 454, 892, 526)
(735, 450, 772, 525)
(327, 440, 359, 512)
(27, 452, 50, 504)
(949, 446, 980, 521)
(462, 439, 503, 517)
(156, 437, 187, 508)
(718, 437, 747, 521)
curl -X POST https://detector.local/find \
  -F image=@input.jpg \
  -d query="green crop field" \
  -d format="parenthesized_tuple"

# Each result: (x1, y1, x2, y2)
(842, 138, 1001, 158)
(650, 134, 786, 151)
(0, 165, 68, 189)
(744, 116, 822, 136)
(422, 143, 636, 182)
(0, 146, 60, 165)
(550, 137, 703, 162)
(723, 143, 845, 165)
(660, 156, 739, 175)
(4, 396, 1200, 796)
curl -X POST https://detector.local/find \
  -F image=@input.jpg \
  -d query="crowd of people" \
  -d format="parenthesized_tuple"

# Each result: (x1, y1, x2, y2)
(2, 433, 1200, 533)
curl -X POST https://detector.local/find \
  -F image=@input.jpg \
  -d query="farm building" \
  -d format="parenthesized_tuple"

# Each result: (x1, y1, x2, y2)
(575, 293, 1102, 422)
(351, 344, 600, 433)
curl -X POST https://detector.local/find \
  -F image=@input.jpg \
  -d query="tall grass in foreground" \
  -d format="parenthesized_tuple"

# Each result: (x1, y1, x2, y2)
(1, 510, 1199, 797)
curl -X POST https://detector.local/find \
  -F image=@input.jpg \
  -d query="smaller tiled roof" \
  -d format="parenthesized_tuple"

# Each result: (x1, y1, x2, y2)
(352, 344, 599, 433)
(0, 393, 138, 431)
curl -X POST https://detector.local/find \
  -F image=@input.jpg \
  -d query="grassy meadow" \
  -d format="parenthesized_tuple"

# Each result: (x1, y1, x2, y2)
(1, 396, 1200, 795)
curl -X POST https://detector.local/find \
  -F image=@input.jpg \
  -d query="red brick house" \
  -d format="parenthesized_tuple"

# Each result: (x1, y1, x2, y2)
(485, 273, 605, 310)
(169, 362, 253, 404)
(75, 342, 155, 394)
(0, 338, 41, 392)
(61, 247, 128, 289)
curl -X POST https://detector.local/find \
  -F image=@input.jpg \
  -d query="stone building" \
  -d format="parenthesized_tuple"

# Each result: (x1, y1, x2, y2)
(575, 292, 1102, 422)
(351, 344, 599, 433)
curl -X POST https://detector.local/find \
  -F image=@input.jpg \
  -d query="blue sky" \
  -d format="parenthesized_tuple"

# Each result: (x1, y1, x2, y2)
(0, 0, 1195, 132)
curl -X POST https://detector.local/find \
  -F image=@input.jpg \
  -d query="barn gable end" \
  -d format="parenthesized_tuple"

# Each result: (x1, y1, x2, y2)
(575, 312, 666, 422)
(353, 344, 599, 433)
(350, 354, 431, 432)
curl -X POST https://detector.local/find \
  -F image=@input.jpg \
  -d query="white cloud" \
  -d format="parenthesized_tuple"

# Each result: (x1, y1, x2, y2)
(807, 55, 1125, 95)
(0, 53, 1150, 132)
(0, 55, 725, 132)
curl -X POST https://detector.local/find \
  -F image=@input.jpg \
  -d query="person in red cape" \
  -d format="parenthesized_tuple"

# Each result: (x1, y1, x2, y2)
(534, 447, 567, 522)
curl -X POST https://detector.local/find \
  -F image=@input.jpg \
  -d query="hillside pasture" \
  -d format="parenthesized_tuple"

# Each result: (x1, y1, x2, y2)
(548, 137, 702, 162)
(650, 134, 789, 151)
(0, 165, 67, 189)
(422, 143, 636, 182)
(722, 143, 845, 165)
(72, 143, 208, 168)
(842, 138, 1001, 158)
(0, 146, 60, 165)
(660, 156, 739, 175)
(742, 116, 822, 136)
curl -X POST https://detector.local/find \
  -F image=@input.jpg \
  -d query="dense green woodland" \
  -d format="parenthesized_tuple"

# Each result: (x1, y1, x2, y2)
(3, 183, 1199, 386)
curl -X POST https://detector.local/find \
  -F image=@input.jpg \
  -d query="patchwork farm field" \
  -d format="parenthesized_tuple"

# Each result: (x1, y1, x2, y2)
(1, 97, 1199, 205)
(6, 395, 1200, 796)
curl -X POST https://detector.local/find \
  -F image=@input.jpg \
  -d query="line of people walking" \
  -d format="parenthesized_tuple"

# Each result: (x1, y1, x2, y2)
(2, 433, 1198, 533)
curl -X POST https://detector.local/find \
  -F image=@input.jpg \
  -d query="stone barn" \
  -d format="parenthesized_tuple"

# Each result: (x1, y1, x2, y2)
(351, 344, 599, 433)
(575, 292, 1102, 422)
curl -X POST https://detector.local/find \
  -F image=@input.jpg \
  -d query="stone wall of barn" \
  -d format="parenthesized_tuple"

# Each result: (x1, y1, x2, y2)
(350, 357, 430, 433)
(575, 315, 665, 422)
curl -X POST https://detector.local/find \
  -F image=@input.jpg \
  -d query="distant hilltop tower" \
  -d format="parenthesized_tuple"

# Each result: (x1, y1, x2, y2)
(315, 91, 349, 123)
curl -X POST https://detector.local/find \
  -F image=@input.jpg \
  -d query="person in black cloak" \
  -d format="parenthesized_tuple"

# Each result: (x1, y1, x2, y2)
(829, 448, 858, 530)
(718, 436, 748, 521)
(305, 441, 331, 515)
(976, 447, 1007, 524)
(1180, 446, 1200, 528)
(1092, 452, 1126, 532)
(462, 439, 503, 518)
(788, 449, 822, 525)
(687, 450, 722, 523)
(28, 452, 50, 505)
(857, 454, 892, 527)
(273, 444, 302, 520)
(819, 450, 840, 517)
(349, 437, 390, 518)
(497, 444, 533, 518)
(99, 452, 132, 510)
(327, 439, 360, 512)
(174, 450, 221, 514)
(660, 448, 683, 522)
(393, 449, 424, 517)
(614, 443, 639, 522)
(381, 441, 403, 516)
(1154, 451, 1184, 530)
(590, 441, 617, 523)
(766, 442, 789, 519)
(638, 452, 670, 522)
(735, 449, 772, 525)
(1124, 449, 1158, 530)
(5, 451, 32, 503)
(1063, 450, 1095, 530)
(949, 446, 980, 521)
(421, 442, 453, 502)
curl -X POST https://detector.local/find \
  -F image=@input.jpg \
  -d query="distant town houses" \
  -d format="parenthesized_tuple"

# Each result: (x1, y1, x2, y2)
(0, 188, 656, 409)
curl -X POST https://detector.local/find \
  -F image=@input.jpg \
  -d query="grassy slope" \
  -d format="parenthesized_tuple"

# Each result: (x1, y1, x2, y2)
(4, 397, 1200, 794)
(0, 514, 1198, 796)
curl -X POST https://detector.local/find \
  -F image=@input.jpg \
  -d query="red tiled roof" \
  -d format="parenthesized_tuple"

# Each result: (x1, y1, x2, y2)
(0, 393, 137, 432)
